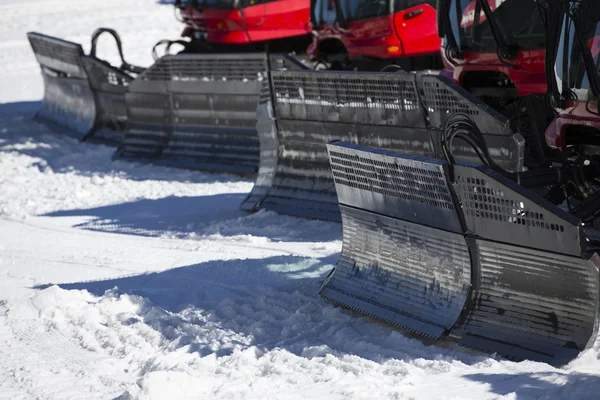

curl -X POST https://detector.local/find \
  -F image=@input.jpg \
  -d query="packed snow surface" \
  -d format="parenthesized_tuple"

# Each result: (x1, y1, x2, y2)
(1, 1, 600, 399)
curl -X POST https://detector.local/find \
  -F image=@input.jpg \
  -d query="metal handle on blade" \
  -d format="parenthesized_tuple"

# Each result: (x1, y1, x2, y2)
(380, 64, 404, 73)
(90, 28, 144, 74)
(151, 39, 191, 61)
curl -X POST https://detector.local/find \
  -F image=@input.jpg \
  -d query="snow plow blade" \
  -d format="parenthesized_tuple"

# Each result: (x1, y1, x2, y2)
(115, 54, 307, 174)
(27, 31, 136, 143)
(241, 71, 524, 220)
(322, 141, 600, 365)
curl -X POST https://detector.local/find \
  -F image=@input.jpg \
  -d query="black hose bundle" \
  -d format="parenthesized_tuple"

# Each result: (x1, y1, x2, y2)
(442, 113, 563, 189)
(442, 113, 497, 167)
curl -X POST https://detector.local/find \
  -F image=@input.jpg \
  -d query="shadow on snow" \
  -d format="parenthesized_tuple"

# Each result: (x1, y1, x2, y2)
(43, 194, 342, 243)
(34, 254, 484, 367)
(466, 372, 600, 400)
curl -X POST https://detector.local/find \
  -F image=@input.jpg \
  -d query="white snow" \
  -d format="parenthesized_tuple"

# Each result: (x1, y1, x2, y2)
(1, 1, 600, 399)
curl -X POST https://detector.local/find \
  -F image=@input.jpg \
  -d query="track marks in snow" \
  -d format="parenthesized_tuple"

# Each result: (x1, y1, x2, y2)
(23, 277, 504, 400)
(0, 298, 128, 400)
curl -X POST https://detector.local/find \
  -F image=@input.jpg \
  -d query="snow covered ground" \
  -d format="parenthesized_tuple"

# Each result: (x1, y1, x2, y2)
(1, 1, 600, 399)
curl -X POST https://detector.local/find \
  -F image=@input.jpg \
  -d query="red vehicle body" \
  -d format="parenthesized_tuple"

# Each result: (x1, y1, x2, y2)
(536, 2, 600, 159)
(309, 0, 441, 70)
(441, 0, 600, 172)
(545, 101, 600, 151)
(437, 0, 555, 166)
(441, 50, 547, 97)
(440, 0, 547, 95)
(177, 0, 312, 52)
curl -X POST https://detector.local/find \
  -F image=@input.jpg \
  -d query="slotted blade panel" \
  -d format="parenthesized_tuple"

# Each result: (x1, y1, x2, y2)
(244, 127, 339, 219)
(453, 164, 583, 257)
(327, 142, 461, 233)
(321, 205, 472, 338)
(27, 32, 86, 78)
(259, 79, 272, 105)
(420, 75, 511, 134)
(141, 54, 267, 82)
(270, 70, 426, 127)
(459, 241, 600, 365)
(329, 148, 453, 209)
(120, 88, 170, 152)
(119, 54, 263, 173)
(420, 75, 525, 172)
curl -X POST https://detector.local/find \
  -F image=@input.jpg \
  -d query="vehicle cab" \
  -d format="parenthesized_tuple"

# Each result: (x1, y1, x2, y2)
(310, 0, 441, 70)
(545, 0, 600, 155)
(176, 0, 312, 51)
(439, 0, 547, 96)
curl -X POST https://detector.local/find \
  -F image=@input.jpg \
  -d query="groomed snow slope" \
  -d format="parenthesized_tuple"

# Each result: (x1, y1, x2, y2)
(1, 1, 600, 399)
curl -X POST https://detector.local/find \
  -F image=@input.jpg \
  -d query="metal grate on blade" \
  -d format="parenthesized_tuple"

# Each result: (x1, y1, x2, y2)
(142, 55, 267, 82)
(27, 32, 86, 77)
(420, 75, 511, 137)
(271, 72, 420, 110)
(27, 33, 83, 66)
(453, 164, 583, 257)
(421, 78, 480, 117)
(456, 174, 565, 232)
(326, 142, 463, 233)
(329, 150, 454, 210)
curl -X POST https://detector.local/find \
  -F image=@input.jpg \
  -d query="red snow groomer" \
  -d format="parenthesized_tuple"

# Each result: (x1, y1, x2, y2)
(309, 0, 442, 70)
(243, 0, 600, 365)
(176, 0, 443, 69)
(176, 0, 312, 53)
(26, 0, 444, 173)
(318, 0, 600, 365)
(242, 0, 547, 218)
(26, 0, 312, 173)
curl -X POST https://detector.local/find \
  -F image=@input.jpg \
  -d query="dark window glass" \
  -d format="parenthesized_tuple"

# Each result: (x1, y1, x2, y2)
(447, 0, 544, 53)
(313, 0, 338, 26)
(202, 0, 237, 9)
(339, 0, 389, 22)
(555, 1, 600, 100)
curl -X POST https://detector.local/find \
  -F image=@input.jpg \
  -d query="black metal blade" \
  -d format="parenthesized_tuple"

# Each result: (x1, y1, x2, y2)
(28, 32, 96, 139)
(320, 142, 472, 338)
(243, 70, 525, 220)
(323, 141, 600, 366)
(116, 53, 272, 174)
